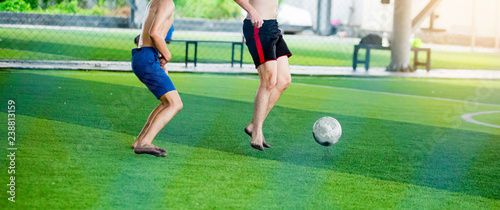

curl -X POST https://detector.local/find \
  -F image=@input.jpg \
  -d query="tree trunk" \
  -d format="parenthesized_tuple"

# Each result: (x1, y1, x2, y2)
(387, 0, 412, 72)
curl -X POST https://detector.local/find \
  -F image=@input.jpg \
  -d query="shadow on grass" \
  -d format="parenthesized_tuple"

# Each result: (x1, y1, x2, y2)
(1, 72, 499, 200)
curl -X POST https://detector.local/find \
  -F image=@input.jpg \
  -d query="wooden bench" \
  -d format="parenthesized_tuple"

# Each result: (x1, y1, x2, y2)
(171, 39, 245, 67)
(353, 44, 431, 71)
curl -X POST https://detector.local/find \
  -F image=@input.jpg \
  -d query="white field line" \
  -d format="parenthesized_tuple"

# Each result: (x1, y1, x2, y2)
(2, 71, 500, 108)
(461, 111, 500, 128)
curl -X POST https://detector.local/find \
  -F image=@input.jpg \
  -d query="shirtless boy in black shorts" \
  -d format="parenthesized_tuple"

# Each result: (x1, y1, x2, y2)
(234, 0, 292, 151)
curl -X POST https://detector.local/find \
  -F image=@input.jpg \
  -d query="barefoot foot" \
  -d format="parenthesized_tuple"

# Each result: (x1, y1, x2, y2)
(134, 144, 167, 157)
(132, 140, 166, 152)
(151, 144, 167, 153)
(250, 142, 264, 151)
(244, 128, 271, 148)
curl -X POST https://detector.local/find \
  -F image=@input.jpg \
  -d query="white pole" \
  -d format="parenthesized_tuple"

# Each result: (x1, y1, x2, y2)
(471, 0, 476, 52)
(495, 0, 499, 50)
(316, 0, 332, 36)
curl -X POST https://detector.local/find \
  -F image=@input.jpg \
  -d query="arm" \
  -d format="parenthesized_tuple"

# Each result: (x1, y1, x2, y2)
(234, 0, 263, 28)
(149, 0, 175, 62)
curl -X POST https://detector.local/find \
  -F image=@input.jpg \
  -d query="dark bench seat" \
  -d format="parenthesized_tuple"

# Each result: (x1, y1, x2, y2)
(353, 44, 431, 72)
(171, 39, 245, 67)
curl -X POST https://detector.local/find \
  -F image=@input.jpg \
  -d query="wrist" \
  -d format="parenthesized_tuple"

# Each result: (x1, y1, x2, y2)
(249, 10, 259, 18)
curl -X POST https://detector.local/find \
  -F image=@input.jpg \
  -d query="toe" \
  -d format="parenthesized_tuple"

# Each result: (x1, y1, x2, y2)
(263, 141, 271, 148)
(250, 143, 264, 151)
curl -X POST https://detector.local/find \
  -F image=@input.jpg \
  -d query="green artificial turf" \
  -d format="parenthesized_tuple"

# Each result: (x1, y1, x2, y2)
(472, 112, 500, 126)
(291, 76, 500, 105)
(0, 70, 499, 209)
(1, 27, 500, 69)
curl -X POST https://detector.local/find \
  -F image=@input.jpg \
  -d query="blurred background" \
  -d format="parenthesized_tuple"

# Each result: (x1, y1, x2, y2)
(0, 0, 499, 70)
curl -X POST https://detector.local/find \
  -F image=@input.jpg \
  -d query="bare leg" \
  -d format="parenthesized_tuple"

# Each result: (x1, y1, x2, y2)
(133, 103, 166, 149)
(134, 90, 183, 156)
(246, 56, 291, 148)
(250, 61, 278, 150)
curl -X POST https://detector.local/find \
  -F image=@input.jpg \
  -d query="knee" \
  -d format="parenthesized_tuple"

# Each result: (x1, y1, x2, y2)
(261, 77, 277, 91)
(170, 101, 182, 113)
(264, 82, 276, 91)
(172, 100, 183, 113)
(276, 77, 291, 92)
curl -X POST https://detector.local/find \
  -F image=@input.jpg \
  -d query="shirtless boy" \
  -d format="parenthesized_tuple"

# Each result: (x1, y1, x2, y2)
(131, 0, 182, 157)
(234, 0, 292, 150)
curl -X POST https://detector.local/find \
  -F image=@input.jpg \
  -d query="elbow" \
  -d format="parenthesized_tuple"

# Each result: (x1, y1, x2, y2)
(164, 53, 172, 62)
(166, 0, 175, 9)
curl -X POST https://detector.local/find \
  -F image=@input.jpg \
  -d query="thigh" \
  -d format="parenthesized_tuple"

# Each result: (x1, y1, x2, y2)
(257, 60, 278, 82)
(276, 56, 291, 81)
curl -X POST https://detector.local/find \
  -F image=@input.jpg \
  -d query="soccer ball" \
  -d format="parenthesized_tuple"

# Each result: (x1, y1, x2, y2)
(313, 116, 342, 146)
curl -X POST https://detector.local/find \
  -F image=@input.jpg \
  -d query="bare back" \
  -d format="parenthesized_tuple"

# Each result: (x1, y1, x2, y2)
(138, 0, 174, 48)
(247, 0, 278, 19)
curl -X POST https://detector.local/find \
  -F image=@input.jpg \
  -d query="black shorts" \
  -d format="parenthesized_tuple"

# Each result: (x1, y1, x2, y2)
(243, 19, 292, 68)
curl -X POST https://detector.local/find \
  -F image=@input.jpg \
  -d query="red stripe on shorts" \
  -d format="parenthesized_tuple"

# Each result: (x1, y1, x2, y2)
(253, 27, 265, 64)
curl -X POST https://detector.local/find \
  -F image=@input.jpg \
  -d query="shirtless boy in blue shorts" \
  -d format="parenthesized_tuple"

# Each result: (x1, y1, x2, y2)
(131, 0, 182, 157)
(235, 0, 292, 150)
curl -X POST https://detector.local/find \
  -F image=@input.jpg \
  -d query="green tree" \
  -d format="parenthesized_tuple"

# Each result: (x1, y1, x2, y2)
(174, 0, 241, 20)
(0, 0, 31, 12)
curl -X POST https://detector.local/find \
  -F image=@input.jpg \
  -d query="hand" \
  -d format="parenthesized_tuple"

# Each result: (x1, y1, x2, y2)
(249, 11, 263, 28)
(159, 54, 168, 75)
(159, 54, 168, 66)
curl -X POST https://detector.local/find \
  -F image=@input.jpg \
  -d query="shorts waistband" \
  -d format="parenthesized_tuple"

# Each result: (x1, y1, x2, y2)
(132, 47, 159, 56)
(244, 18, 277, 25)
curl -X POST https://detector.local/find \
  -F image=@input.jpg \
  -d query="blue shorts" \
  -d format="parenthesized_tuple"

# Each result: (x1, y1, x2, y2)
(131, 47, 176, 99)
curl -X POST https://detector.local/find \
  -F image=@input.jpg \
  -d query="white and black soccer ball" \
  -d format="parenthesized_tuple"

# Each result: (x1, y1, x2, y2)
(313, 116, 342, 146)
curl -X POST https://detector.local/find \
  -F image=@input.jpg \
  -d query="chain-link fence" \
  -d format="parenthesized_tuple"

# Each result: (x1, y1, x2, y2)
(0, 0, 499, 70)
